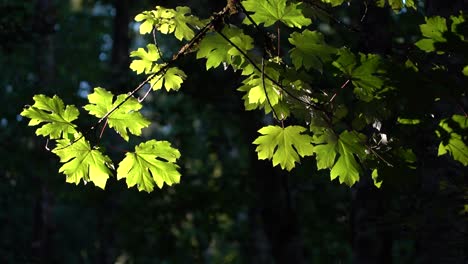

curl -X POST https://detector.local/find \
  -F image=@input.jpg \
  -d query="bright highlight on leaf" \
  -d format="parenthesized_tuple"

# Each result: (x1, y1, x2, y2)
(52, 136, 114, 189)
(415, 16, 448, 52)
(84, 88, 150, 141)
(20, 94, 79, 139)
(289, 30, 336, 72)
(117, 140, 181, 193)
(436, 115, 468, 166)
(130, 44, 160, 74)
(242, 0, 311, 28)
(253, 125, 314, 171)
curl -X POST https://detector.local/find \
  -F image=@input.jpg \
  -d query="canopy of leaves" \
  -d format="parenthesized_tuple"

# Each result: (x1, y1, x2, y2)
(253, 125, 314, 171)
(52, 136, 113, 189)
(84, 88, 150, 141)
(196, 26, 254, 70)
(289, 29, 336, 72)
(20, 94, 79, 139)
(436, 115, 468, 166)
(242, 0, 311, 28)
(117, 140, 181, 192)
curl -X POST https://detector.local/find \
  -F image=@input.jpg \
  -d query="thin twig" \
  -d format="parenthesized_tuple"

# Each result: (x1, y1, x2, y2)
(153, 27, 166, 62)
(261, 57, 280, 121)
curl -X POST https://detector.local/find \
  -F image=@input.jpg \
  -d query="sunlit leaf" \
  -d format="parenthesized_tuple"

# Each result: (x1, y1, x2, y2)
(117, 140, 181, 192)
(53, 136, 113, 189)
(84, 88, 150, 141)
(242, 0, 311, 28)
(20, 94, 79, 139)
(253, 125, 314, 171)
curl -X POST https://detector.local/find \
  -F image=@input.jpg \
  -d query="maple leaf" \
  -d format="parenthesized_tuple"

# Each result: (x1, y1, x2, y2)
(130, 44, 160, 74)
(242, 0, 311, 28)
(289, 29, 336, 72)
(117, 140, 181, 192)
(20, 94, 79, 139)
(311, 127, 367, 186)
(253, 125, 314, 171)
(150, 66, 187, 91)
(84, 88, 150, 141)
(52, 136, 114, 189)
(134, 10, 159, 34)
(377, 0, 416, 10)
(319, 0, 346, 6)
(237, 66, 282, 113)
(196, 26, 254, 70)
(331, 131, 366, 186)
(333, 49, 384, 101)
(436, 115, 468, 166)
(155, 6, 203, 41)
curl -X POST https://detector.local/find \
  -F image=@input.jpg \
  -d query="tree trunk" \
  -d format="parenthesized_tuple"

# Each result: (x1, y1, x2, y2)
(32, 0, 56, 262)
(244, 115, 305, 264)
(351, 2, 393, 264)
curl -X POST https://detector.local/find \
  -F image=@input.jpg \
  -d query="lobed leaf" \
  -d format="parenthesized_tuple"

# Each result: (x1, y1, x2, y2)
(242, 0, 311, 28)
(253, 125, 314, 171)
(289, 29, 336, 72)
(130, 44, 160, 75)
(84, 88, 150, 141)
(52, 136, 113, 189)
(436, 115, 468, 166)
(20, 94, 79, 139)
(117, 140, 181, 192)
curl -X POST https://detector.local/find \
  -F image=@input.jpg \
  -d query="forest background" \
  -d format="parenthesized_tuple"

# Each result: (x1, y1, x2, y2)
(0, 0, 466, 263)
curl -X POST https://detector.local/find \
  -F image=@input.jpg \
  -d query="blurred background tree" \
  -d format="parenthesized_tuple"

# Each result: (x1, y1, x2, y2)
(0, 0, 466, 263)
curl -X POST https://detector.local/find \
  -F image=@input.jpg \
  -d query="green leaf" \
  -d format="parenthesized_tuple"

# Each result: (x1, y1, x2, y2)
(150, 66, 187, 91)
(155, 6, 203, 41)
(52, 136, 113, 189)
(130, 44, 160, 75)
(289, 30, 336, 72)
(311, 128, 366, 186)
(397, 118, 421, 125)
(237, 66, 282, 114)
(117, 140, 181, 192)
(415, 16, 447, 52)
(333, 50, 385, 101)
(436, 115, 468, 166)
(196, 26, 254, 70)
(83, 88, 151, 141)
(372, 169, 382, 188)
(319, 0, 346, 7)
(331, 131, 366, 186)
(253, 125, 314, 171)
(242, 0, 311, 28)
(376, 0, 416, 10)
(463, 65, 468, 76)
(134, 10, 159, 34)
(20, 94, 79, 139)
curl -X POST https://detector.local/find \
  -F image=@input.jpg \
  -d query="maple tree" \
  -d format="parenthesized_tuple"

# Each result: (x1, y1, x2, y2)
(20, 0, 467, 193)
